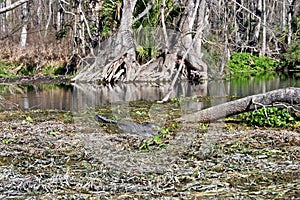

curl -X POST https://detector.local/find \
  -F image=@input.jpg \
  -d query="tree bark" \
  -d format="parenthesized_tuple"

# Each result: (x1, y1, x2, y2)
(73, 0, 139, 83)
(235, 0, 244, 48)
(44, 0, 52, 37)
(282, 0, 286, 32)
(287, 0, 294, 45)
(251, 0, 262, 49)
(261, 0, 266, 56)
(176, 87, 300, 123)
(20, 2, 28, 47)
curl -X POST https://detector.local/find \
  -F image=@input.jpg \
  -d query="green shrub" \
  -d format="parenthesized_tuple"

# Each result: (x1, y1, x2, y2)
(0, 67, 6, 77)
(239, 107, 297, 127)
(280, 41, 300, 70)
(0, 61, 19, 78)
(99, 0, 122, 38)
(228, 52, 279, 73)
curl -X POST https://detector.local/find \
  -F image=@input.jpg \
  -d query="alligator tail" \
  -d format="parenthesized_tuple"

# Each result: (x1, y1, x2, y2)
(94, 114, 117, 124)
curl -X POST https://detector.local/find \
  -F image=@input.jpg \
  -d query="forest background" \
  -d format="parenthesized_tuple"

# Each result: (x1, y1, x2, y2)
(0, 0, 299, 80)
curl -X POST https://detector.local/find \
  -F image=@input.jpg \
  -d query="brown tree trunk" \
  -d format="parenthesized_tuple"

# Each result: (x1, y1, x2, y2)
(73, 0, 208, 83)
(176, 87, 300, 123)
(73, 0, 139, 83)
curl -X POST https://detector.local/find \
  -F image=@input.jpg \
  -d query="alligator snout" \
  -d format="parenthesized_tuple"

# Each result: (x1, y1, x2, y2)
(95, 114, 159, 136)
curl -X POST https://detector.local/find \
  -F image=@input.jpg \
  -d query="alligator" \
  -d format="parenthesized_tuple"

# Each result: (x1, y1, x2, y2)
(94, 114, 160, 136)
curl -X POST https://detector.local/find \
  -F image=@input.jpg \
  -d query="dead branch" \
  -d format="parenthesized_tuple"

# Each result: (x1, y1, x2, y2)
(133, 0, 155, 24)
(0, 0, 29, 14)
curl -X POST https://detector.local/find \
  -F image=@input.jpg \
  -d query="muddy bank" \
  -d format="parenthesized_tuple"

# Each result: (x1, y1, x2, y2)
(0, 75, 71, 84)
(0, 110, 299, 199)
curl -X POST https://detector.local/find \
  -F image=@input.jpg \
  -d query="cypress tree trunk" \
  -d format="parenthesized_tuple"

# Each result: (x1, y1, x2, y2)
(73, 0, 208, 83)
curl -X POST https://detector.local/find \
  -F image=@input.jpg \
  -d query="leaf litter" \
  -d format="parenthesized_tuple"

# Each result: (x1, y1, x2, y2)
(0, 111, 299, 199)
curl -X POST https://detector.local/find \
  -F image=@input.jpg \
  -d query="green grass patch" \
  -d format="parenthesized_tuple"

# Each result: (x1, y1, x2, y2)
(0, 61, 19, 78)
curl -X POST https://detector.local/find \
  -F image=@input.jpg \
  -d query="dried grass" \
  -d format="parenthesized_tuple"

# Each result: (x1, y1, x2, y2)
(0, 36, 72, 69)
(0, 115, 299, 199)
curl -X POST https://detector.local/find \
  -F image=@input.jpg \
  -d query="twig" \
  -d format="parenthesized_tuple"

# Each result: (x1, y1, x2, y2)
(252, 98, 270, 120)
(132, 0, 155, 24)
(272, 102, 300, 113)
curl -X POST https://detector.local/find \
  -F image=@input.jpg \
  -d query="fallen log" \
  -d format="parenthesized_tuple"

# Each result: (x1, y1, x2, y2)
(175, 87, 300, 123)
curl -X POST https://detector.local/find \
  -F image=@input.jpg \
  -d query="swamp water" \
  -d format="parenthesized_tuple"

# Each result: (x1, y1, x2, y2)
(0, 72, 300, 127)
(1, 72, 299, 111)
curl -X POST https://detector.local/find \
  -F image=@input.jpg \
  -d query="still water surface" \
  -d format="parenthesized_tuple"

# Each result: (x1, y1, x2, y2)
(0, 72, 299, 113)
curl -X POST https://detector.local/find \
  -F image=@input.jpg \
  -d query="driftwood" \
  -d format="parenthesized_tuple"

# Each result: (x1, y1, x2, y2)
(176, 87, 300, 123)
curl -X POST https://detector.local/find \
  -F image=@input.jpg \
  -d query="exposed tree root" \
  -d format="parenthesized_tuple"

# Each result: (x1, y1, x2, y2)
(73, 50, 207, 83)
(72, 1, 208, 84)
(176, 87, 300, 123)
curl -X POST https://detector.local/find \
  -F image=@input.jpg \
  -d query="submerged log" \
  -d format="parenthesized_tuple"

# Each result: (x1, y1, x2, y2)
(176, 87, 300, 123)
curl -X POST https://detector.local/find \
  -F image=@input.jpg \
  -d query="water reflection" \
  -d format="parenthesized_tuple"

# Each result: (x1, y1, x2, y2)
(0, 72, 299, 112)
(226, 72, 300, 97)
(0, 84, 73, 110)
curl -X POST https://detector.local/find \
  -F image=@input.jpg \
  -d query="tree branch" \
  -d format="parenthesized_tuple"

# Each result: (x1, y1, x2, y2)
(161, 0, 169, 52)
(0, 0, 29, 14)
(132, 0, 155, 24)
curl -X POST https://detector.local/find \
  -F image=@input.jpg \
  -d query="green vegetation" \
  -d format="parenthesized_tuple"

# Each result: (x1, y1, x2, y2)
(0, 67, 7, 77)
(139, 122, 178, 150)
(281, 41, 300, 70)
(0, 59, 72, 78)
(239, 107, 298, 127)
(99, 0, 122, 38)
(40, 64, 66, 76)
(18, 65, 35, 75)
(0, 61, 18, 78)
(133, 0, 181, 29)
(133, 0, 182, 63)
(2, 137, 17, 145)
(228, 52, 279, 74)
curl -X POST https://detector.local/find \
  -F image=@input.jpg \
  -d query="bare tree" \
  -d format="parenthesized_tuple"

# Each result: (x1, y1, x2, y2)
(20, 2, 28, 47)
(261, 0, 266, 55)
(287, 0, 296, 44)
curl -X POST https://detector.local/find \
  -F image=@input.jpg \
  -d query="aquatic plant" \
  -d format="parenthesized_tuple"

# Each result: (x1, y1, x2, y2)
(239, 107, 298, 127)
(228, 52, 279, 73)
